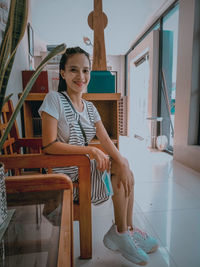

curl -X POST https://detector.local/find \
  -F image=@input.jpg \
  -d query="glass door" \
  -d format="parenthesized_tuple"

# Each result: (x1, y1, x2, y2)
(127, 30, 159, 148)
(130, 53, 150, 142)
(160, 4, 179, 152)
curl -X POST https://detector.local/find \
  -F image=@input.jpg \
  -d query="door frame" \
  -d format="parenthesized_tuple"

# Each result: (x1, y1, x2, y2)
(127, 30, 159, 147)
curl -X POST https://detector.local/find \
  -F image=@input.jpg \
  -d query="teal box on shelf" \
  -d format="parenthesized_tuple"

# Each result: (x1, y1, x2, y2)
(87, 71, 115, 93)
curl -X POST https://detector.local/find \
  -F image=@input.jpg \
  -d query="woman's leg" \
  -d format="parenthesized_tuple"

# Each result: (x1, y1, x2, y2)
(111, 174, 129, 232)
(111, 161, 134, 233)
(127, 183, 134, 228)
(104, 161, 149, 265)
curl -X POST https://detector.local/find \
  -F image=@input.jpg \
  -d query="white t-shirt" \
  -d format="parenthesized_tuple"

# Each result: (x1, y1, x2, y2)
(38, 91, 101, 143)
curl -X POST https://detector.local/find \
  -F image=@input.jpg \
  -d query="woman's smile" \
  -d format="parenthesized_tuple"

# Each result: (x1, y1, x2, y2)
(74, 81, 85, 87)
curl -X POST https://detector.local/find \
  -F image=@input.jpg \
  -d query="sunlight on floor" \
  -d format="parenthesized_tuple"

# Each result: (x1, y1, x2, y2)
(74, 137, 200, 267)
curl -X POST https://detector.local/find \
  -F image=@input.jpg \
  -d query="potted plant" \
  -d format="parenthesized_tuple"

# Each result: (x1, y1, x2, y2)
(0, 0, 66, 227)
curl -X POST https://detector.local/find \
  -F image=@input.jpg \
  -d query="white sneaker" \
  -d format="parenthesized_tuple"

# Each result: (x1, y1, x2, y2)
(103, 224, 149, 265)
(129, 227, 158, 254)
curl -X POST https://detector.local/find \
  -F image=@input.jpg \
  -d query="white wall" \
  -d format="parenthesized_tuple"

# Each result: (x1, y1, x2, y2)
(30, 0, 167, 55)
(173, 0, 200, 172)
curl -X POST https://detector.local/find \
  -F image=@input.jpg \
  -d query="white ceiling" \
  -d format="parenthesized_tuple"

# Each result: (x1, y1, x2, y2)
(31, 0, 167, 55)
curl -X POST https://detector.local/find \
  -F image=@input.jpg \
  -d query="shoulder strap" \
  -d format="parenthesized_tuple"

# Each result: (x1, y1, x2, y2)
(59, 92, 88, 146)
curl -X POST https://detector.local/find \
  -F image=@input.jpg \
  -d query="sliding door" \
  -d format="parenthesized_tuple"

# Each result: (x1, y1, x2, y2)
(127, 30, 159, 148)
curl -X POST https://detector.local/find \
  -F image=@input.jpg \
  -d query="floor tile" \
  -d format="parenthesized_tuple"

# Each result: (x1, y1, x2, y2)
(144, 209, 200, 267)
(172, 160, 200, 198)
(134, 180, 200, 212)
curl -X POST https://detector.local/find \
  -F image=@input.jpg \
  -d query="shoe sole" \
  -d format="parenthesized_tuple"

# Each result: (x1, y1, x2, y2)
(147, 245, 158, 254)
(103, 237, 148, 266)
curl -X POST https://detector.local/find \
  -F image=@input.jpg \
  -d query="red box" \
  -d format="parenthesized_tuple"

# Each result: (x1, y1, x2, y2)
(22, 71, 49, 93)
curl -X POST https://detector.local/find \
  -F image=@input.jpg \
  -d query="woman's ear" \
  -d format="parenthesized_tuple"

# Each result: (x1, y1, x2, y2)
(60, 70, 65, 79)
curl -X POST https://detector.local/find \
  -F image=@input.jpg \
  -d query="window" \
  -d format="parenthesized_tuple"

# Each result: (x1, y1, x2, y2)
(159, 4, 179, 152)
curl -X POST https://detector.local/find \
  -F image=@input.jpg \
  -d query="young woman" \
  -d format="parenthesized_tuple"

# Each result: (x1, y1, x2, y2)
(39, 47, 158, 265)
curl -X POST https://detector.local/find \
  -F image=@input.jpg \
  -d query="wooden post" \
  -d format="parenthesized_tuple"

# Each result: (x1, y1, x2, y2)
(88, 0, 108, 71)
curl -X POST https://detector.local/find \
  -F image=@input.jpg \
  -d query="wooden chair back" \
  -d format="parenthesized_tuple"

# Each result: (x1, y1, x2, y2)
(0, 100, 42, 155)
(0, 100, 19, 154)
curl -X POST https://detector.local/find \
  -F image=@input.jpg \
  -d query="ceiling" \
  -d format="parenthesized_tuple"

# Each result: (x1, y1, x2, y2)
(31, 0, 167, 55)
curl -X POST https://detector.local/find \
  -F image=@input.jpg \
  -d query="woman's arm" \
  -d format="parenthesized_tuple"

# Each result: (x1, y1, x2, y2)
(41, 112, 109, 171)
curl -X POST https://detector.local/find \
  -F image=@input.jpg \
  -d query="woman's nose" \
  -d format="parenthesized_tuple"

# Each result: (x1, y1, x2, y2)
(77, 71, 84, 79)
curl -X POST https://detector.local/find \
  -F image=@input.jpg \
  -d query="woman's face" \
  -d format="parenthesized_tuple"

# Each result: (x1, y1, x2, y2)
(61, 53, 90, 94)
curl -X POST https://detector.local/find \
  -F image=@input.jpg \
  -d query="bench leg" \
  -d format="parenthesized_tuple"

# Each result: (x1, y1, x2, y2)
(79, 165, 92, 259)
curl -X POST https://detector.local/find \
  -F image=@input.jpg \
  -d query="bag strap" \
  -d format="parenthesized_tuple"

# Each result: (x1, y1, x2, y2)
(59, 92, 88, 146)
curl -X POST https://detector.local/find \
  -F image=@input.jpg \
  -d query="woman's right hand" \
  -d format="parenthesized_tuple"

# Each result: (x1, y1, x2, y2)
(89, 147, 110, 172)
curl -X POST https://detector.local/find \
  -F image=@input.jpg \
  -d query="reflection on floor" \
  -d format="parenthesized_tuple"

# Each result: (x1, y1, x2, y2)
(74, 137, 200, 267)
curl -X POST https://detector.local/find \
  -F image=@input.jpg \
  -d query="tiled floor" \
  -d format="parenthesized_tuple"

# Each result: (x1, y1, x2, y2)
(74, 137, 200, 267)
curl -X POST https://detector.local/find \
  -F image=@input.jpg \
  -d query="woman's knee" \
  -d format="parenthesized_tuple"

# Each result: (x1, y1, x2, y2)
(111, 157, 127, 174)
(111, 160, 134, 186)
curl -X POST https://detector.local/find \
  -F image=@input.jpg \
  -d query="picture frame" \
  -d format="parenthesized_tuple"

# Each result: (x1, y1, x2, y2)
(27, 23, 34, 57)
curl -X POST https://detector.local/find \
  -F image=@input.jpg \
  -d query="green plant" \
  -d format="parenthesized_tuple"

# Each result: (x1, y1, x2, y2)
(0, 0, 66, 150)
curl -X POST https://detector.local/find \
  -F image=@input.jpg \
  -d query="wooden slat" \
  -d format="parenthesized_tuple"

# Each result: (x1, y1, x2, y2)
(73, 204, 79, 221)
(3, 138, 15, 148)
(24, 101, 33, 137)
(8, 99, 20, 140)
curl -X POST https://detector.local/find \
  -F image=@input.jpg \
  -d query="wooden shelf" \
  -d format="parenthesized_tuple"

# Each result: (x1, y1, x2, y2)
(19, 93, 121, 101)
(82, 93, 121, 101)
(19, 93, 46, 101)
(20, 92, 121, 149)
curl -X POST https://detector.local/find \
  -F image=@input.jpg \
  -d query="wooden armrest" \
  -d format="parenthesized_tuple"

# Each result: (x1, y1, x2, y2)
(0, 153, 90, 170)
(6, 173, 73, 194)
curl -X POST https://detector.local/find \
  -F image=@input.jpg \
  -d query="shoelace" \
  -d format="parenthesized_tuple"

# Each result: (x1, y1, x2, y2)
(128, 227, 148, 240)
(133, 228, 148, 239)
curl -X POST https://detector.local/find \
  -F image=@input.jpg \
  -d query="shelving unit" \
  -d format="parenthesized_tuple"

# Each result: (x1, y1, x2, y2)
(19, 93, 121, 149)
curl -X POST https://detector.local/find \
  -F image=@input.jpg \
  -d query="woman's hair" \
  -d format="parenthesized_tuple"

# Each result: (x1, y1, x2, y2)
(58, 46, 91, 92)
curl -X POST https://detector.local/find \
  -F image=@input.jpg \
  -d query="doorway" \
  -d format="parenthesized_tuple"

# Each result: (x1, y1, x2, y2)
(127, 30, 159, 148)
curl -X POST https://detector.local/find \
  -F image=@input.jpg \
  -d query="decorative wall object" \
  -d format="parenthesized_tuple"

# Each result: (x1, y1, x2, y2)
(87, 0, 115, 93)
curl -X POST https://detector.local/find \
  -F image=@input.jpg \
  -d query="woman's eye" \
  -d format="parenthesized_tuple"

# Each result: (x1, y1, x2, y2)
(70, 68, 76, 72)
(83, 69, 89, 73)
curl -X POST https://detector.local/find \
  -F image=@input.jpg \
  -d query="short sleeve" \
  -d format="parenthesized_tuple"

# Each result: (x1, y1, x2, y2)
(92, 103, 101, 123)
(38, 91, 60, 120)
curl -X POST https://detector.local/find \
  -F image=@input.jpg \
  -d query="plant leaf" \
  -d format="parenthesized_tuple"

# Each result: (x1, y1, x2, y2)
(0, 43, 66, 150)
(0, 0, 28, 116)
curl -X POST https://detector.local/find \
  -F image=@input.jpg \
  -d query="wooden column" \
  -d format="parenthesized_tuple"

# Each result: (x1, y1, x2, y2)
(88, 0, 108, 70)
